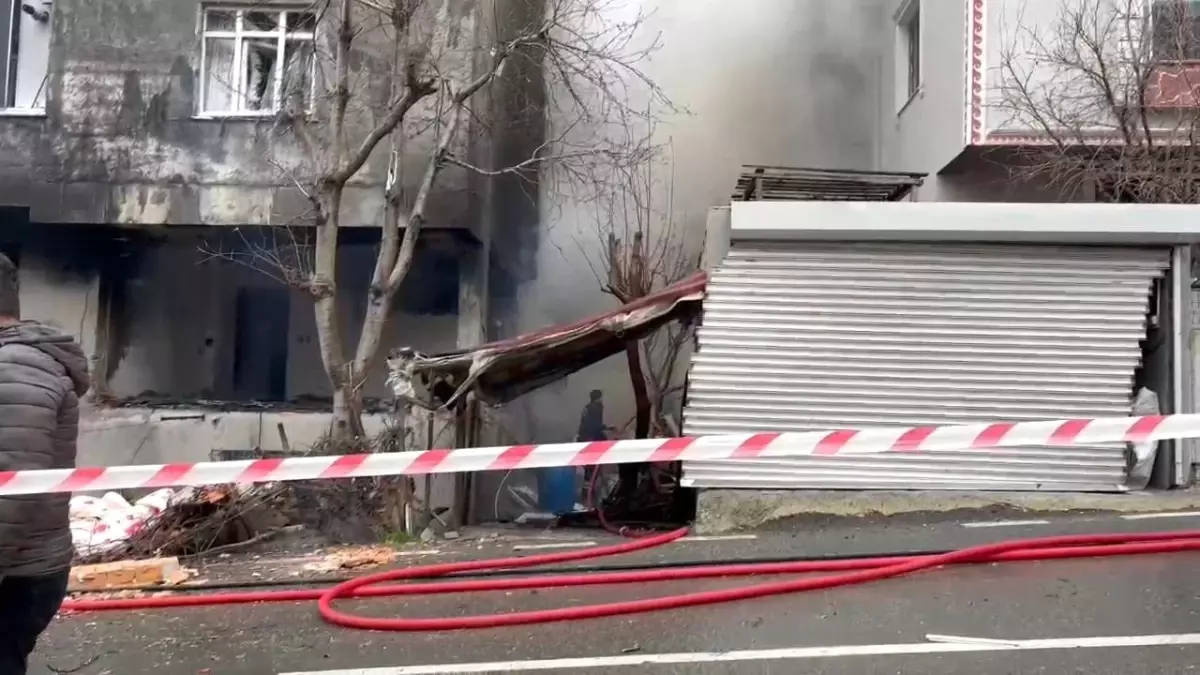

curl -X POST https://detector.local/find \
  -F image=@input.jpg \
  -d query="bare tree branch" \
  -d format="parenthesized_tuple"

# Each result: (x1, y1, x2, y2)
(333, 59, 438, 185)
(211, 0, 674, 438)
(353, 0, 390, 14)
(995, 0, 1200, 202)
(445, 147, 615, 175)
(578, 136, 701, 438)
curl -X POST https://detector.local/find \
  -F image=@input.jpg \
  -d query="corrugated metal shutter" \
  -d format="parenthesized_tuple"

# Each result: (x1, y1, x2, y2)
(683, 242, 1170, 492)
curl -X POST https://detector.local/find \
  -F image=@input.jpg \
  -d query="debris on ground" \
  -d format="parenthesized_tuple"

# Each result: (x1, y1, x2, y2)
(301, 545, 398, 573)
(67, 430, 434, 569)
(68, 556, 197, 592)
(62, 589, 180, 608)
(71, 483, 291, 564)
(70, 489, 175, 559)
(69, 589, 179, 601)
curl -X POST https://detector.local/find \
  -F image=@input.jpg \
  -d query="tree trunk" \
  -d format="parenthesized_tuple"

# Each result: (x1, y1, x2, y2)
(331, 382, 366, 445)
(625, 342, 651, 439)
(313, 188, 359, 442)
(354, 292, 391, 378)
(349, 224, 414, 437)
(617, 340, 651, 499)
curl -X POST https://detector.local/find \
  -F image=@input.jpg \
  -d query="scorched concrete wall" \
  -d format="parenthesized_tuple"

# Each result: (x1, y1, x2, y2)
(0, 0, 524, 234)
(105, 232, 459, 403)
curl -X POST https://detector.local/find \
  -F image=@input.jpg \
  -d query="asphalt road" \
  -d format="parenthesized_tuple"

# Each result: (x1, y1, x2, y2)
(32, 509, 1200, 674)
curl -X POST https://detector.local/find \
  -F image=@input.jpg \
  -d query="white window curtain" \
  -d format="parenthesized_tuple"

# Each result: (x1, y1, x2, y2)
(201, 9, 314, 114)
(204, 37, 238, 112)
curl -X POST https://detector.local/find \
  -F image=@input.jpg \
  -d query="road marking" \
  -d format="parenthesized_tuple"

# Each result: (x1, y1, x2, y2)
(926, 634, 1022, 647)
(683, 534, 758, 542)
(1120, 510, 1200, 520)
(512, 542, 597, 551)
(278, 632, 1200, 674)
(961, 519, 1052, 528)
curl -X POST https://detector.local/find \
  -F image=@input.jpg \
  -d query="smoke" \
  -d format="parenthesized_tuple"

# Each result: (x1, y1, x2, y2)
(513, 0, 886, 440)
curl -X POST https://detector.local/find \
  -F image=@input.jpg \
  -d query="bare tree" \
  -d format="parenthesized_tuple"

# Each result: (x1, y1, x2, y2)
(207, 0, 667, 441)
(996, 0, 1200, 201)
(583, 148, 701, 440)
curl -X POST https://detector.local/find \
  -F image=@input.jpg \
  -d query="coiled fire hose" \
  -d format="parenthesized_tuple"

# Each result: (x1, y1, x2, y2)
(61, 528, 1200, 632)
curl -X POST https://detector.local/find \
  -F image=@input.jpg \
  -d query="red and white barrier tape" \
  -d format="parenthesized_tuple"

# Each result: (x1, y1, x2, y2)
(1, 413, 1192, 496)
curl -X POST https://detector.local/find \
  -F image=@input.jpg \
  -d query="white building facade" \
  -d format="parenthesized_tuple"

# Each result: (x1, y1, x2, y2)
(877, 0, 1055, 198)
(683, 0, 1200, 493)
(876, 0, 1193, 201)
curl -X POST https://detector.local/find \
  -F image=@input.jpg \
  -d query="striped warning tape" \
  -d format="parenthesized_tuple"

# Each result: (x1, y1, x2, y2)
(0, 413, 1189, 496)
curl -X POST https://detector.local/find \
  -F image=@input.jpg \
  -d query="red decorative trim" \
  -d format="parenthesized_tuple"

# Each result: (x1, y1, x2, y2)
(980, 128, 1187, 146)
(967, 0, 986, 144)
(981, 131, 1055, 145)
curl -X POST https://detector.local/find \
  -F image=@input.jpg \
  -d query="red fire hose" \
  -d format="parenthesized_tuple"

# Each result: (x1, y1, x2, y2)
(61, 528, 1200, 632)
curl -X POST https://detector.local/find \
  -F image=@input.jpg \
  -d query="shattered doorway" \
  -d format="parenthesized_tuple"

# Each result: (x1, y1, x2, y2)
(232, 286, 290, 401)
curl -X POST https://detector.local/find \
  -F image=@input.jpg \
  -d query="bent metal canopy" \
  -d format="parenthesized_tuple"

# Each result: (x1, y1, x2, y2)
(387, 271, 708, 410)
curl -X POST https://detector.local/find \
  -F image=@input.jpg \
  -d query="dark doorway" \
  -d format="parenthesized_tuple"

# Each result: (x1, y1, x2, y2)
(231, 287, 290, 401)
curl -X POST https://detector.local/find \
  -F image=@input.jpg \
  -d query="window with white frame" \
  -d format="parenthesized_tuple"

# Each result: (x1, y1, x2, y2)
(1, 0, 53, 110)
(200, 7, 316, 116)
(896, 0, 921, 108)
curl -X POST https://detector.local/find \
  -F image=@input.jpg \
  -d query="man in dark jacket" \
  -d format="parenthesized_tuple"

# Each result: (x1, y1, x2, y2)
(576, 389, 607, 442)
(0, 254, 90, 674)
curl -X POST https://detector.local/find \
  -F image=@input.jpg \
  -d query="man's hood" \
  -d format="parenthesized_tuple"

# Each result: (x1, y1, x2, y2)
(0, 321, 91, 396)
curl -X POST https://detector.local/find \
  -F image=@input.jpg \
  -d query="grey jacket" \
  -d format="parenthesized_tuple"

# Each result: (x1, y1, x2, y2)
(0, 321, 90, 577)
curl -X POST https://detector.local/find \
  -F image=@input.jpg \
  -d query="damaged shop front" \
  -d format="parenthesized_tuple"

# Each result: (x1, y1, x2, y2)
(389, 272, 706, 524)
(61, 275, 705, 566)
(0, 217, 464, 469)
(686, 199, 1199, 493)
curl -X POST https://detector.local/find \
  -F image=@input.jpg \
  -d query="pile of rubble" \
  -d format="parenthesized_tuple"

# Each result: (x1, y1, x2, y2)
(70, 483, 289, 564)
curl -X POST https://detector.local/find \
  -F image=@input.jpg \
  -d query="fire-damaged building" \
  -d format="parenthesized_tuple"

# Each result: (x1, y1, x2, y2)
(0, 0, 923, 526)
(0, 0, 543, 492)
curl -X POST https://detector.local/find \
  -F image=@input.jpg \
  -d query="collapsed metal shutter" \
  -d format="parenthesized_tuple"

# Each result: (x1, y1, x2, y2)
(683, 242, 1170, 492)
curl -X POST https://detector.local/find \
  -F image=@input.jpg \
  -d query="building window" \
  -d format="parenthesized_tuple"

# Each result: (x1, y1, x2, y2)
(896, 0, 921, 108)
(1151, 0, 1200, 61)
(199, 7, 316, 117)
(1, 0, 52, 110)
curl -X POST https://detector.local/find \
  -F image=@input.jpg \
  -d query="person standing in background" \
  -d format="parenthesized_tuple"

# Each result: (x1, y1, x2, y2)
(0, 254, 91, 674)
(576, 389, 608, 442)
(576, 389, 644, 502)
(577, 390, 611, 499)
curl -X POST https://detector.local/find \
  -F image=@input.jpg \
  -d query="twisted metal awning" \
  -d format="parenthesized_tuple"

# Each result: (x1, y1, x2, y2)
(389, 271, 708, 409)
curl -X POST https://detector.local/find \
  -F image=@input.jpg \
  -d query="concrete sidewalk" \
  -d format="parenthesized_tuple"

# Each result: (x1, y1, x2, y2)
(696, 488, 1200, 533)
